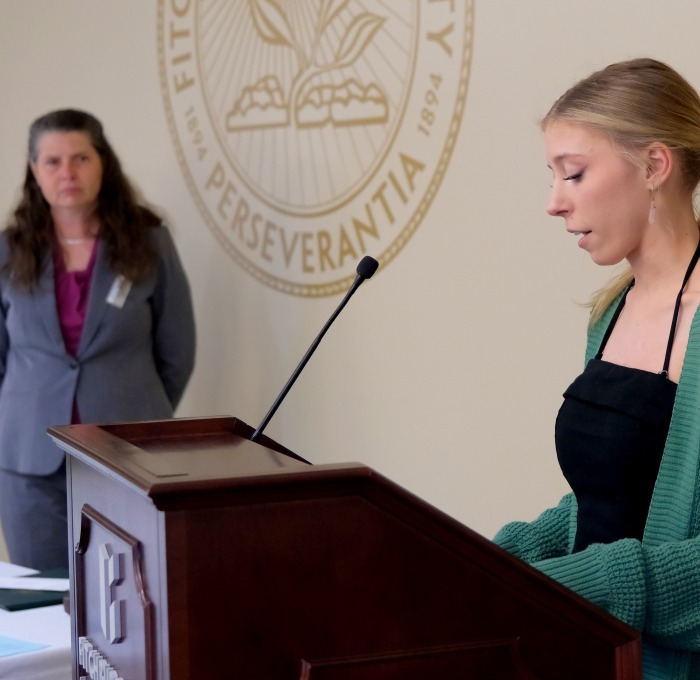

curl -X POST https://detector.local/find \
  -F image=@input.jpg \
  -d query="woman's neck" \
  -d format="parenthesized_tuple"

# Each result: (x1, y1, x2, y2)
(51, 210, 100, 243)
(627, 236, 700, 307)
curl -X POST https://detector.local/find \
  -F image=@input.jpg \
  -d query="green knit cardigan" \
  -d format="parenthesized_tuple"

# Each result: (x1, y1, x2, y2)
(493, 297, 700, 680)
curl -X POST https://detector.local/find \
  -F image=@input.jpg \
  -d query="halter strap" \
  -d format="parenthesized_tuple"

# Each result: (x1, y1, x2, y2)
(595, 240, 700, 377)
(661, 240, 700, 376)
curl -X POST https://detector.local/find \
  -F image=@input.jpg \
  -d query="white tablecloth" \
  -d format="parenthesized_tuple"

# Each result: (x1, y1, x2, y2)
(0, 562, 72, 680)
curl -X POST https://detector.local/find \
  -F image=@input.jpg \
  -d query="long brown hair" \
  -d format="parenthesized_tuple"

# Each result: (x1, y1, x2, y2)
(5, 108, 159, 289)
(542, 58, 700, 324)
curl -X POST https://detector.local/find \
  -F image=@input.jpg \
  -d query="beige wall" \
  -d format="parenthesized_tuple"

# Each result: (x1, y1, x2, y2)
(1, 1, 699, 564)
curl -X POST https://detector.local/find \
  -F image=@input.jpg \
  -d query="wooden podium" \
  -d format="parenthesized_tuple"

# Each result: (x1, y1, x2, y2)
(48, 416, 642, 680)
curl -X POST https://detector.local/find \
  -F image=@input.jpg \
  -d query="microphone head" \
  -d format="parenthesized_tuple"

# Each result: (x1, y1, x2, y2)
(357, 256, 379, 280)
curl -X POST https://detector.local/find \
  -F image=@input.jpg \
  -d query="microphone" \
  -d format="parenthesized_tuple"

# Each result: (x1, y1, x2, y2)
(250, 256, 379, 442)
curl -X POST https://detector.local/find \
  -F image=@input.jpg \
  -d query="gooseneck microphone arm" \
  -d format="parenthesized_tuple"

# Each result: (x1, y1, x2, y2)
(250, 256, 379, 443)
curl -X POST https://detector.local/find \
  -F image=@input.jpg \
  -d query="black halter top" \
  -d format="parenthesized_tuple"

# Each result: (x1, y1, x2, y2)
(556, 243, 700, 553)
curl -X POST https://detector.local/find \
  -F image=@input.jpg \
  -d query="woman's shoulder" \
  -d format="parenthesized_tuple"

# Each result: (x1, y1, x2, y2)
(145, 224, 186, 270)
(146, 223, 175, 248)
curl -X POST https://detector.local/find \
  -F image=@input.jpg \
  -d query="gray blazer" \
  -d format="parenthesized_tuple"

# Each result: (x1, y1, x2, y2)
(0, 225, 196, 475)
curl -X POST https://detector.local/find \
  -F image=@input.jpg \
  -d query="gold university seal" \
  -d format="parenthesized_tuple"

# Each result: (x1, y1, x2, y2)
(159, 0, 474, 295)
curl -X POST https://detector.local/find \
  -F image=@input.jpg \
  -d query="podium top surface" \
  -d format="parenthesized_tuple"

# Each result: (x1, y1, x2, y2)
(48, 416, 365, 501)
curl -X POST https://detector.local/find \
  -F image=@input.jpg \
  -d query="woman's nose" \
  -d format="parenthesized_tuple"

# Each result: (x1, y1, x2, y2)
(60, 160, 76, 178)
(546, 184, 569, 217)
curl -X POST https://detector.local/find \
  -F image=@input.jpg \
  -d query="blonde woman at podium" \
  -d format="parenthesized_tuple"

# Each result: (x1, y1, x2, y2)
(494, 59, 700, 679)
(0, 109, 196, 572)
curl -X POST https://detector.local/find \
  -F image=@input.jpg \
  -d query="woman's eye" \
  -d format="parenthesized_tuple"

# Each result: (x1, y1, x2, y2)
(564, 171, 584, 182)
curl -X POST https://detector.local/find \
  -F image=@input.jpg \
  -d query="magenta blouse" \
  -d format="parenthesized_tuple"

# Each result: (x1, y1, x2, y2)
(53, 242, 99, 423)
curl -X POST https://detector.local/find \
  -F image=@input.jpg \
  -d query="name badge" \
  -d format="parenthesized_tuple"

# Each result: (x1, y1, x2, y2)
(106, 275, 132, 308)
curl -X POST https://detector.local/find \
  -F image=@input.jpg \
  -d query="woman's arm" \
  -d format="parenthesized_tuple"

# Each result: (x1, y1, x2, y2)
(149, 226, 196, 409)
(535, 535, 700, 650)
(493, 493, 576, 563)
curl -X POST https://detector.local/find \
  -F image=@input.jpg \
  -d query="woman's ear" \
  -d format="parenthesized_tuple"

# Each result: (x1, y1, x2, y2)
(643, 142, 673, 188)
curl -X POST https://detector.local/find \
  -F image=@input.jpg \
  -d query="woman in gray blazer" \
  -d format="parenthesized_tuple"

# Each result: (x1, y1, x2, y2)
(0, 109, 196, 570)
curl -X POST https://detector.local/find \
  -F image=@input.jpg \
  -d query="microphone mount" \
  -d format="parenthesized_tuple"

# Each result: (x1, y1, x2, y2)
(250, 256, 379, 443)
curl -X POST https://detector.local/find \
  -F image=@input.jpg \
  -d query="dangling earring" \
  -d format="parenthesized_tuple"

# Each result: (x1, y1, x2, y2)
(648, 186, 658, 224)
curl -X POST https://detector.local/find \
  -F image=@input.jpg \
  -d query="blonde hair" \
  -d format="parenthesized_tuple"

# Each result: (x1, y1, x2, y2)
(542, 58, 700, 324)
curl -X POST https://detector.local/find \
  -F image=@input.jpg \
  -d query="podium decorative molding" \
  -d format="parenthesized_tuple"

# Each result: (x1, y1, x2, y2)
(75, 504, 156, 680)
